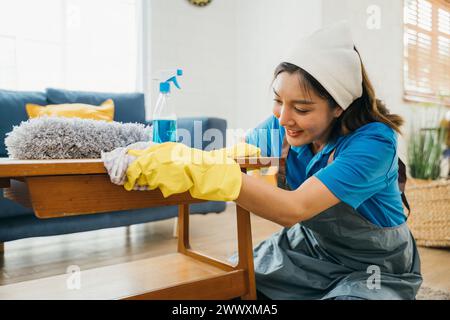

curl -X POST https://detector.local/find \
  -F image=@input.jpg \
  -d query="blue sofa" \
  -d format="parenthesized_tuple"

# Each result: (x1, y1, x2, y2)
(0, 88, 227, 243)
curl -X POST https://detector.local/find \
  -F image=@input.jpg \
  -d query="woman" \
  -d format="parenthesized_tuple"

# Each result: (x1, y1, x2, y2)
(233, 21, 422, 300)
(126, 21, 422, 300)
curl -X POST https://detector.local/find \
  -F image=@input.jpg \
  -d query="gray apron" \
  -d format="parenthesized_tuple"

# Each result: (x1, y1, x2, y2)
(243, 139, 422, 300)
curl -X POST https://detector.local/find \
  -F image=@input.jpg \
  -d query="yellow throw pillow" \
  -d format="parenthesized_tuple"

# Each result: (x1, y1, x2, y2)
(26, 99, 115, 122)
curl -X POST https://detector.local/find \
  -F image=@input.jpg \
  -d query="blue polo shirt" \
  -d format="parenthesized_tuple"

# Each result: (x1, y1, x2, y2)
(245, 115, 406, 227)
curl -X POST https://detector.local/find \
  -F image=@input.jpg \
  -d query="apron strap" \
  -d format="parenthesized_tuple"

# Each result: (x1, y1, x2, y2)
(327, 149, 336, 165)
(398, 158, 411, 219)
(277, 137, 291, 190)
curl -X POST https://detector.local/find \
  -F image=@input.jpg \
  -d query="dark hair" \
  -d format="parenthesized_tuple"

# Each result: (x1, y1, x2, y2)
(273, 47, 404, 140)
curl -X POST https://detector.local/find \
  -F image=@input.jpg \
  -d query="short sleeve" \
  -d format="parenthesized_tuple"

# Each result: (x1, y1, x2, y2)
(245, 115, 282, 157)
(314, 126, 397, 209)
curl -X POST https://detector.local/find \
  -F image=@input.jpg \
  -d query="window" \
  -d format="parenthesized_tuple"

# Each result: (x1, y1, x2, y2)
(404, 0, 450, 105)
(0, 0, 140, 92)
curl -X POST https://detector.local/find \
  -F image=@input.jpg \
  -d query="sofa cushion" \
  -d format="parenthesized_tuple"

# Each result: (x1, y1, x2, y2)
(46, 88, 146, 124)
(0, 89, 48, 157)
(26, 99, 115, 121)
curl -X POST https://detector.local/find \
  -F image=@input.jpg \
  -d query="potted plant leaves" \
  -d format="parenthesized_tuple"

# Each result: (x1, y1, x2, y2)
(406, 106, 450, 247)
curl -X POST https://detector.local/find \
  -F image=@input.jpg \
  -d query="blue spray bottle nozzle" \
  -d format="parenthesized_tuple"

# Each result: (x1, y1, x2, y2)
(154, 69, 183, 93)
(167, 76, 181, 90)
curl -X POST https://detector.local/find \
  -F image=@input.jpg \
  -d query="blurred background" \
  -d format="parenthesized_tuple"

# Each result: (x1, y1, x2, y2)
(1, 0, 449, 160)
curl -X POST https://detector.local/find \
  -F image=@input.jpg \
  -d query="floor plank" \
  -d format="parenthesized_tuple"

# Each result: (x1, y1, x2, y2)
(0, 253, 234, 300)
(1, 203, 448, 295)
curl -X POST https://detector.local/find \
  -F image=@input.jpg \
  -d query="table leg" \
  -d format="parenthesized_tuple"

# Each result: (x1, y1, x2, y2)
(177, 204, 190, 253)
(177, 201, 256, 300)
(236, 204, 257, 300)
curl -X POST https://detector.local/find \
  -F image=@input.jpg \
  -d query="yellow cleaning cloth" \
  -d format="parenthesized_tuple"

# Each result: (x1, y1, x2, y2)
(125, 142, 260, 201)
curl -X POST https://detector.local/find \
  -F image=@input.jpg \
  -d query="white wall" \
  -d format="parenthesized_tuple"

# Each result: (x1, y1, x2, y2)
(147, 0, 237, 128)
(147, 0, 322, 133)
(234, 0, 322, 132)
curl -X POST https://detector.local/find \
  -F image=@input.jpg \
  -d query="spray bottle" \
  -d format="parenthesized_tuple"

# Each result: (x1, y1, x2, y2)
(152, 69, 183, 143)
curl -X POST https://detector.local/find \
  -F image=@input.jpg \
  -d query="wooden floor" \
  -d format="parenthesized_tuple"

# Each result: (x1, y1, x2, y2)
(1, 202, 449, 294)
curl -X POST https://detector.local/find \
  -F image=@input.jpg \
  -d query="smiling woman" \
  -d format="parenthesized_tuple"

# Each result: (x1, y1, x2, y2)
(235, 20, 423, 300)
(271, 59, 404, 151)
(271, 71, 343, 153)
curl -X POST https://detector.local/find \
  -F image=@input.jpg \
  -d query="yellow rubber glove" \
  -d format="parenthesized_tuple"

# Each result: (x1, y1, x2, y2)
(213, 142, 261, 159)
(124, 142, 260, 201)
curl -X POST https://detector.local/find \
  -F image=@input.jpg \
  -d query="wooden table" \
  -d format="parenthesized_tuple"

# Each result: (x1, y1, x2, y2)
(0, 157, 282, 300)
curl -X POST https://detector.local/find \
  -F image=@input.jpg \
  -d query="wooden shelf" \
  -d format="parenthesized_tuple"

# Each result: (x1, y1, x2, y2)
(0, 253, 246, 300)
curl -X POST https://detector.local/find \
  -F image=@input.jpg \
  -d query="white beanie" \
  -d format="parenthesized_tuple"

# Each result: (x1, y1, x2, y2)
(283, 20, 363, 110)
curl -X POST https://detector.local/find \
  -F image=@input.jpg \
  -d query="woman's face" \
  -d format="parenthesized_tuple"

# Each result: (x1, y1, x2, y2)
(272, 71, 343, 148)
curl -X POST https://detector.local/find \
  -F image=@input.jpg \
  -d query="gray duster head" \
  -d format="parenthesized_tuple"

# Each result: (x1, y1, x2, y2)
(5, 116, 152, 159)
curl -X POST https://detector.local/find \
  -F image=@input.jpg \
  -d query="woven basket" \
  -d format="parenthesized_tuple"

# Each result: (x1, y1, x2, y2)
(405, 178, 450, 247)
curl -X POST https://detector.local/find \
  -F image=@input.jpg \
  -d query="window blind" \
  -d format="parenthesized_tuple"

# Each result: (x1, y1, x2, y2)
(404, 0, 450, 105)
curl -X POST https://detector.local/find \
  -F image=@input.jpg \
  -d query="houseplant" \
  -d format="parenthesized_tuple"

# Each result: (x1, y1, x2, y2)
(406, 106, 450, 247)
